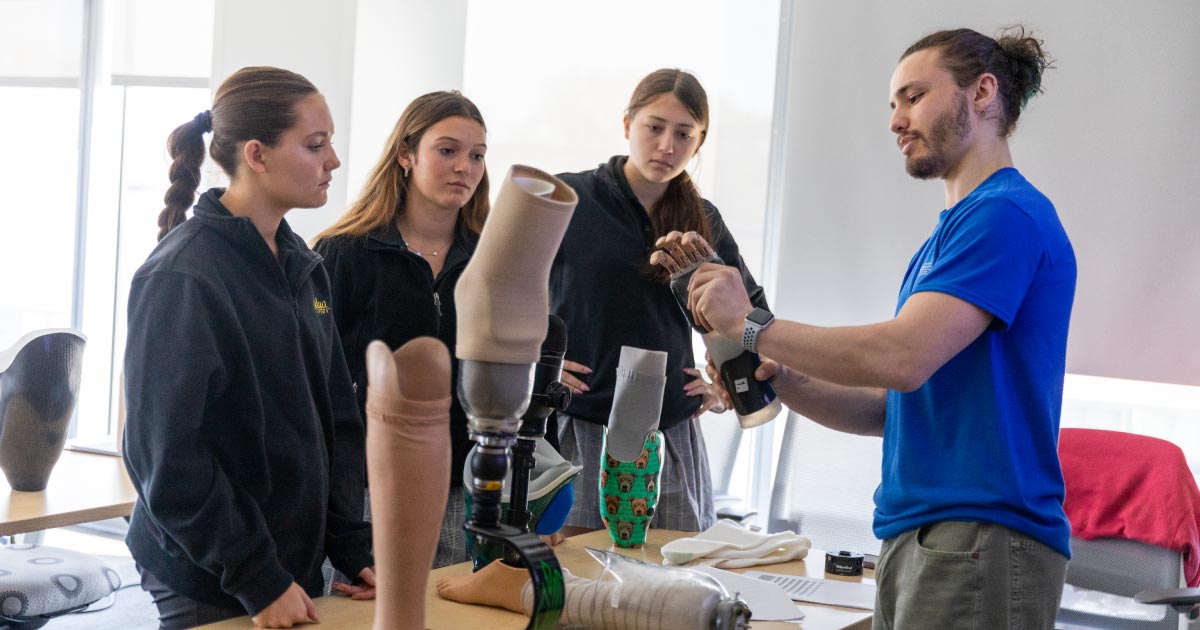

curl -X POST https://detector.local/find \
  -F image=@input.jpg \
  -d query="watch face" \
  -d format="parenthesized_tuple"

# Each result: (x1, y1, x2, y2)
(748, 308, 774, 326)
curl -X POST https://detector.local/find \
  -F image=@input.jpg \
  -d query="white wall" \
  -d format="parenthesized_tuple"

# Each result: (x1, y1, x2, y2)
(345, 0, 468, 199)
(460, 0, 779, 273)
(210, 0, 359, 241)
(769, 0, 1200, 387)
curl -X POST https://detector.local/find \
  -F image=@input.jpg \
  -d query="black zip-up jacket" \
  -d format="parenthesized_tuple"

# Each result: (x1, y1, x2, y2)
(314, 220, 477, 487)
(123, 189, 372, 615)
(551, 156, 768, 430)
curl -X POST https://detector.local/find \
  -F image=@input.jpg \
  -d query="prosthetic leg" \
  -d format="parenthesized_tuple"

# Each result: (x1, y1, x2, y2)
(364, 338, 451, 630)
(455, 165, 578, 630)
(439, 547, 753, 629)
(464, 314, 581, 570)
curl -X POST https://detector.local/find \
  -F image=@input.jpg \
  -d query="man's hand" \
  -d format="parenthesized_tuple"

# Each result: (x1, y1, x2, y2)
(331, 566, 377, 601)
(688, 264, 753, 338)
(706, 352, 789, 412)
(252, 582, 318, 628)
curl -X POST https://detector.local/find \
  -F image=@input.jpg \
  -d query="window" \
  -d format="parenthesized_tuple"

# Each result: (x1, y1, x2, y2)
(0, 0, 214, 440)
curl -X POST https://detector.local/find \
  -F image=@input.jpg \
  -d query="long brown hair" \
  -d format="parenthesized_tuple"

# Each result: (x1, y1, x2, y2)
(158, 66, 318, 241)
(902, 26, 1053, 137)
(629, 69, 713, 283)
(313, 91, 489, 244)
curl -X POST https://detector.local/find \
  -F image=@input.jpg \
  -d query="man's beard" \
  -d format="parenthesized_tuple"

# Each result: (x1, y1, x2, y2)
(905, 92, 971, 180)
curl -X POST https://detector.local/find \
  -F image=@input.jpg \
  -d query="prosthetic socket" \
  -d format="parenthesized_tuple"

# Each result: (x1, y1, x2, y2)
(455, 165, 578, 629)
(518, 548, 752, 630)
(668, 255, 782, 429)
(600, 346, 667, 548)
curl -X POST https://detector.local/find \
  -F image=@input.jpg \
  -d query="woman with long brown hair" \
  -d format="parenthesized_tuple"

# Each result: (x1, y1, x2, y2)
(550, 68, 769, 534)
(123, 66, 375, 629)
(313, 91, 489, 568)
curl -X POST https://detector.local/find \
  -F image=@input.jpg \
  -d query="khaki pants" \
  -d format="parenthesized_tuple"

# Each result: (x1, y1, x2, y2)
(873, 521, 1067, 630)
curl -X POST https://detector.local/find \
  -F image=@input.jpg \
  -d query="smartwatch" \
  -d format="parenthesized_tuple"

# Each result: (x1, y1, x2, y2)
(742, 307, 775, 353)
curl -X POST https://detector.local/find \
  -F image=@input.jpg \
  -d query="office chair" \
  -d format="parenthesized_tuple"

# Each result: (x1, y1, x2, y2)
(0, 328, 87, 492)
(1056, 428, 1200, 629)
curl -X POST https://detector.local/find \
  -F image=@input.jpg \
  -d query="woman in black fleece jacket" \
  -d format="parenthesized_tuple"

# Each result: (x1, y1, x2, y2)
(123, 67, 374, 629)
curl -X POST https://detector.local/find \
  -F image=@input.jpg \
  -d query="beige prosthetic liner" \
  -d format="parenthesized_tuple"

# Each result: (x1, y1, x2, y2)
(365, 337, 452, 630)
(455, 165, 578, 366)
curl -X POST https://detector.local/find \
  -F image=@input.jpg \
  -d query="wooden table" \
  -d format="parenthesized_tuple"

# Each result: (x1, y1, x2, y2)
(198, 529, 873, 630)
(0, 450, 137, 537)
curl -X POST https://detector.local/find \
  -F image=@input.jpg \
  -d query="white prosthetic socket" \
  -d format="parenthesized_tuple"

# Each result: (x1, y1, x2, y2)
(606, 346, 668, 460)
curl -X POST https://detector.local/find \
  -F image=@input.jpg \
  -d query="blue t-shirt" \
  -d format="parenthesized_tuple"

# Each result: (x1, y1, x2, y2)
(872, 168, 1076, 557)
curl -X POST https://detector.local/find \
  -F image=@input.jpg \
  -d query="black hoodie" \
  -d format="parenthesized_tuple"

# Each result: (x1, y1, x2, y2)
(550, 156, 768, 430)
(314, 221, 477, 488)
(122, 189, 372, 615)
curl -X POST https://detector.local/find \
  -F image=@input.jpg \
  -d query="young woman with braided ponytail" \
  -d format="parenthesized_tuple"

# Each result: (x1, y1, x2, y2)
(549, 69, 768, 535)
(123, 66, 376, 629)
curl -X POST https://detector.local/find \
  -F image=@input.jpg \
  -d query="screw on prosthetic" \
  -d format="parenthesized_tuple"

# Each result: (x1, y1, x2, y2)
(663, 250, 782, 428)
(454, 165, 578, 630)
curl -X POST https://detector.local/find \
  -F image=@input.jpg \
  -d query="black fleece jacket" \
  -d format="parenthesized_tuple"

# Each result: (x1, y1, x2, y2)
(551, 156, 768, 430)
(122, 189, 372, 616)
(314, 221, 477, 488)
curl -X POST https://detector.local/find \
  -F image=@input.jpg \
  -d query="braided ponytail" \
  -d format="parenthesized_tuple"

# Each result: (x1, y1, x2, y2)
(157, 111, 210, 241)
(156, 67, 318, 241)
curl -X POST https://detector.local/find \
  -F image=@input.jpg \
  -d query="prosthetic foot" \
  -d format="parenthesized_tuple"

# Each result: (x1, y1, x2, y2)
(454, 165, 578, 630)
(600, 346, 667, 548)
(437, 550, 753, 630)
(365, 337, 451, 630)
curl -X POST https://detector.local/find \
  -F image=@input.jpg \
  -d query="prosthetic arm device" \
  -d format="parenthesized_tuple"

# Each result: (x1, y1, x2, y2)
(454, 165, 578, 630)
(663, 251, 782, 428)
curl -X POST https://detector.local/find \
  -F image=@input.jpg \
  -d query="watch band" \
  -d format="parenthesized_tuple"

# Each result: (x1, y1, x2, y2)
(742, 308, 774, 353)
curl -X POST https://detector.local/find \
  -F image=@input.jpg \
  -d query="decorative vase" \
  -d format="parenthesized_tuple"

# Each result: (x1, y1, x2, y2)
(0, 329, 87, 491)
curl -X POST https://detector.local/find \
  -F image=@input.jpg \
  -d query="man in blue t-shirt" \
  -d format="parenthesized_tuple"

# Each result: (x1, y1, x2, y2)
(681, 27, 1075, 628)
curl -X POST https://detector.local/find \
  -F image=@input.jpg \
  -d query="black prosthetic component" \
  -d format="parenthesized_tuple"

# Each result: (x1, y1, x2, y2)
(507, 315, 571, 564)
(462, 315, 570, 630)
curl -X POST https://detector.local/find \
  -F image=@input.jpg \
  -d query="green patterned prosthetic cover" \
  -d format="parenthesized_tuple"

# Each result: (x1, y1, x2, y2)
(599, 428, 664, 548)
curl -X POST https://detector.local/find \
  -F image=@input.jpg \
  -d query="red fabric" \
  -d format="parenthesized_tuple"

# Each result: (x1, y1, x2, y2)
(1059, 428, 1200, 587)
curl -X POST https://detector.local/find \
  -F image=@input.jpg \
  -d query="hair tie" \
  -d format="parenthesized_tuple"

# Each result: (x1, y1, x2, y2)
(193, 110, 213, 134)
